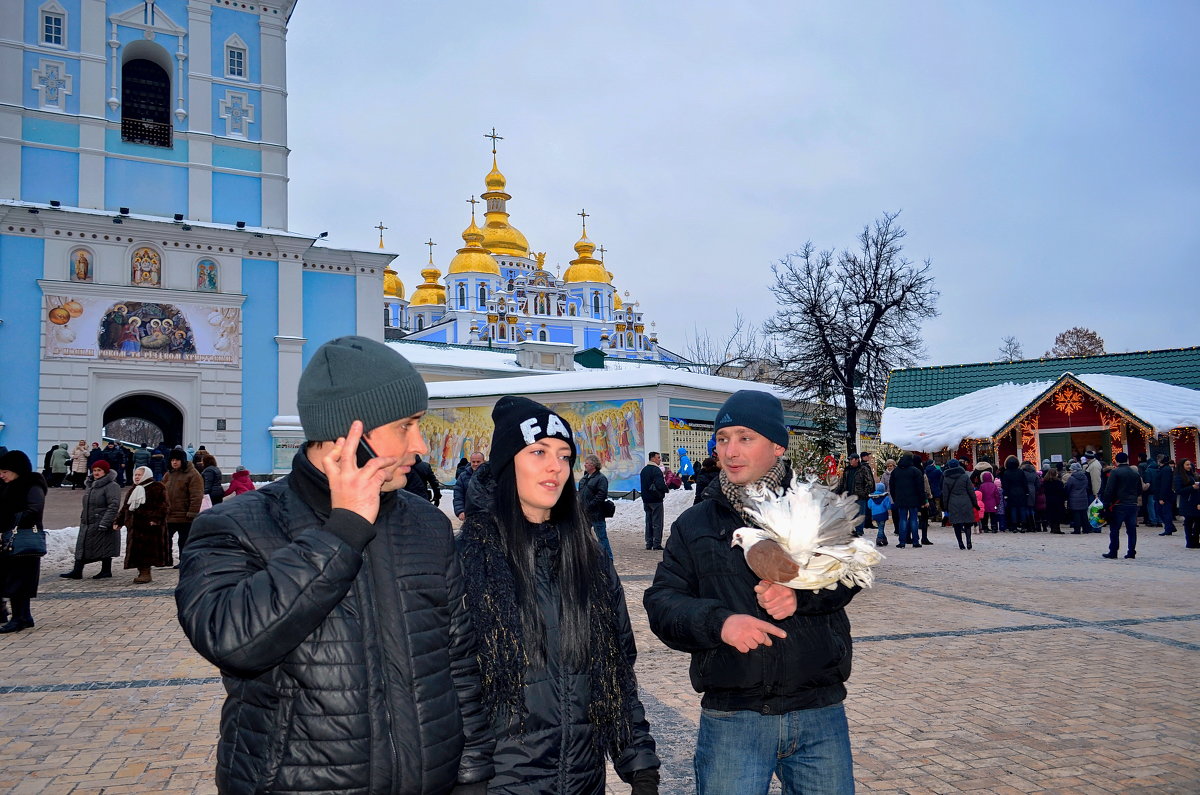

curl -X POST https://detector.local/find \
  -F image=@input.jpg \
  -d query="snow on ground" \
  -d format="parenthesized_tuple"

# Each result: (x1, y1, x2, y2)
(43, 488, 701, 569)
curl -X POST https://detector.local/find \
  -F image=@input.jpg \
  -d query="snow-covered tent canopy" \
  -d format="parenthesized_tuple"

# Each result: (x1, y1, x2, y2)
(880, 373, 1200, 453)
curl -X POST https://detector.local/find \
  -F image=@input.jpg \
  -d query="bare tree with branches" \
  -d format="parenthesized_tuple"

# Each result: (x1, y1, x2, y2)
(764, 211, 939, 451)
(998, 335, 1024, 362)
(1045, 327, 1105, 358)
(684, 312, 768, 379)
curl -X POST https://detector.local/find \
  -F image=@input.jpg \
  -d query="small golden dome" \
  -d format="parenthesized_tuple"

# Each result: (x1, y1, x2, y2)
(448, 217, 502, 276)
(485, 156, 506, 191)
(409, 264, 447, 306)
(563, 231, 611, 283)
(383, 266, 404, 299)
(613, 292, 623, 310)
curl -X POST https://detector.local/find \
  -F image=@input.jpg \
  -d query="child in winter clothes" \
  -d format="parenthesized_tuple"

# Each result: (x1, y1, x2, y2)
(978, 471, 1001, 533)
(223, 466, 256, 497)
(867, 482, 893, 547)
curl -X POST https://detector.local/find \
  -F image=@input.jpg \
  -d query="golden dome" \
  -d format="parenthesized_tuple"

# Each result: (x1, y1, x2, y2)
(485, 155, 506, 191)
(409, 264, 447, 306)
(563, 231, 611, 283)
(447, 217, 502, 275)
(613, 292, 623, 310)
(383, 266, 404, 299)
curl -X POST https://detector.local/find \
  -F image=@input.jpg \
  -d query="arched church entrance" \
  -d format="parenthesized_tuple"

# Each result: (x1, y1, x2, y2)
(102, 394, 184, 448)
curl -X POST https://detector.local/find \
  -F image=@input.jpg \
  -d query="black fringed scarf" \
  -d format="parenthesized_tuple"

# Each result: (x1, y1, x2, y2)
(457, 469, 638, 759)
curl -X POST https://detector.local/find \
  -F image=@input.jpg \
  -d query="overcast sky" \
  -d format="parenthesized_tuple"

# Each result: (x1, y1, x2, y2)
(283, 1, 1198, 367)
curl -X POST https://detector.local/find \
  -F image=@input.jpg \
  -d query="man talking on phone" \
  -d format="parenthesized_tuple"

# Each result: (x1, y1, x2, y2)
(176, 335, 494, 794)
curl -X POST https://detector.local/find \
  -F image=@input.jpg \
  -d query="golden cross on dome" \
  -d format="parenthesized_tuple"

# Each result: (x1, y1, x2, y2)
(466, 195, 479, 220)
(578, 208, 589, 233)
(598, 244, 606, 262)
(484, 127, 503, 154)
(425, 238, 437, 263)
(375, 221, 388, 249)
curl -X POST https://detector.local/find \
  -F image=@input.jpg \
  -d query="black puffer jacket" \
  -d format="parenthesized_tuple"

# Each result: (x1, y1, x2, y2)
(175, 452, 494, 794)
(940, 464, 978, 525)
(577, 470, 609, 522)
(888, 455, 926, 508)
(457, 465, 658, 793)
(644, 473, 860, 713)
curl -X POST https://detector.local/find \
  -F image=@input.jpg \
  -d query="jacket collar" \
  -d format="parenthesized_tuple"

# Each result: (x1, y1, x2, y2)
(287, 450, 396, 521)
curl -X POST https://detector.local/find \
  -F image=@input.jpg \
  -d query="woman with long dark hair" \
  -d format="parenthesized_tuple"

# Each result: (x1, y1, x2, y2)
(457, 396, 660, 794)
(0, 449, 48, 633)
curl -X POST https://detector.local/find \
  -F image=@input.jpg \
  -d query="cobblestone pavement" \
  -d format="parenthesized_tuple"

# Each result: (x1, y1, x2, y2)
(3, 489, 1198, 794)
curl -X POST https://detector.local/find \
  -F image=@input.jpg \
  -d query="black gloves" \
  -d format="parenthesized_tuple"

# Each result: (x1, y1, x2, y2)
(449, 782, 487, 795)
(630, 768, 660, 795)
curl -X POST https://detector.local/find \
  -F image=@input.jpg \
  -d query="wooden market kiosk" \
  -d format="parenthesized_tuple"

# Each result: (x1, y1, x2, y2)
(879, 349, 1200, 466)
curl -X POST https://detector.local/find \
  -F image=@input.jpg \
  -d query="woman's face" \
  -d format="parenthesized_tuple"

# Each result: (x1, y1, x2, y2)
(91, 466, 106, 479)
(514, 438, 573, 523)
(133, 469, 146, 485)
(1186, 460, 1194, 472)
(0, 469, 15, 483)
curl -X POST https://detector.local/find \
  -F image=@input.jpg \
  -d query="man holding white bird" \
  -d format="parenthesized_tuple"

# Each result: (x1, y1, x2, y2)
(645, 389, 871, 795)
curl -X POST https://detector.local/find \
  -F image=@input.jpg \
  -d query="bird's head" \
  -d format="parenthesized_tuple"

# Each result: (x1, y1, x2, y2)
(731, 526, 770, 550)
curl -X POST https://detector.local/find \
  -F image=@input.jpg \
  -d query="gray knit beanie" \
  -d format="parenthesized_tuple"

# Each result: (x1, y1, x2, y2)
(297, 336, 428, 442)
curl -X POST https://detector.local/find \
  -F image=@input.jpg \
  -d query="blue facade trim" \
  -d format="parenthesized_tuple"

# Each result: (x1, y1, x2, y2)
(24, 0, 83, 52)
(240, 258, 278, 472)
(211, 86, 262, 141)
(210, 6, 262, 84)
(547, 325, 571, 343)
(23, 50, 82, 115)
(104, 157, 188, 217)
(584, 328, 602, 349)
(212, 144, 262, 172)
(301, 272, 357, 366)
(22, 116, 79, 148)
(0, 235, 47, 454)
(105, 128, 190, 163)
(211, 172, 262, 226)
(21, 147, 79, 205)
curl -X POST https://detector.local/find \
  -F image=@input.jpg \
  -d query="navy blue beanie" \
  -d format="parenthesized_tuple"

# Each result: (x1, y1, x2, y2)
(714, 390, 789, 448)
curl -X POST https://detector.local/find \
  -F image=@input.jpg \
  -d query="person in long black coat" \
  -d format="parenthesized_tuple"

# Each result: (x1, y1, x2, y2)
(1042, 467, 1067, 533)
(889, 454, 927, 548)
(941, 459, 979, 550)
(1175, 460, 1200, 549)
(1000, 456, 1029, 532)
(63, 459, 122, 579)
(0, 449, 48, 633)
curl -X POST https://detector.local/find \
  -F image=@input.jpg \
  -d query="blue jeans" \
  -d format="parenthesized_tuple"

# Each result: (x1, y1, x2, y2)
(1109, 504, 1138, 556)
(695, 703, 855, 795)
(1146, 498, 1158, 525)
(855, 498, 868, 534)
(897, 506, 920, 545)
(874, 515, 888, 542)
(1159, 501, 1176, 534)
(590, 519, 612, 559)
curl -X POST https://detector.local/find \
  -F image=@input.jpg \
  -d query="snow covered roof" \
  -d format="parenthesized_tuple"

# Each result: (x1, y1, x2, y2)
(879, 373, 1200, 452)
(388, 341, 544, 375)
(428, 367, 787, 401)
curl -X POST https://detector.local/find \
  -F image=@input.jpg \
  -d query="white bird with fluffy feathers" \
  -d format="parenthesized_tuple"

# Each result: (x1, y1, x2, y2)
(731, 480, 884, 592)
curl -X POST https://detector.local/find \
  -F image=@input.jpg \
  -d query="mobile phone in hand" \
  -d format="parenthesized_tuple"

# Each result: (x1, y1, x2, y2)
(357, 438, 377, 468)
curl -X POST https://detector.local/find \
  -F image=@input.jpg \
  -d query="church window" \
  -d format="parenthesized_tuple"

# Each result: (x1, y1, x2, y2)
(227, 47, 245, 78)
(478, 284, 487, 308)
(592, 292, 600, 316)
(416, 315, 425, 331)
(627, 333, 635, 348)
(538, 329, 548, 342)
(498, 324, 507, 340)
(121, 59, 172, 147)
(130, 247, 161, 287)
(42, 10, 64, 47)
(457, 284, 467, 308)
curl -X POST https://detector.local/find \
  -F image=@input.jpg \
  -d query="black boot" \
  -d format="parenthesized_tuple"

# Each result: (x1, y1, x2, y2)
(0, 598, 8, 624)
(92, 557, 113, 579)
(60, 561, 84, 579)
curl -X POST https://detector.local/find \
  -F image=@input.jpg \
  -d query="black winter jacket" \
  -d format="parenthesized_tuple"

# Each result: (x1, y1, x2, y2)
(888, 456, 926, 508)
(692, 466, 719, 505)
(457, 468, 658, 793)
(940, 465, 978, 525)
(175, 452, 494, 795)
(577, 470, 609, 522)
(1103, 464, 1144, 507)
(644, 474, 859, 714)
(999, 461, 1028, 505)
(639, 464, 666, 504)
(1153, 466, 1176, 504)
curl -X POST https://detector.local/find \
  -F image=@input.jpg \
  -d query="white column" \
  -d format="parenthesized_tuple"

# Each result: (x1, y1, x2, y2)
(276, 259, 305, 416)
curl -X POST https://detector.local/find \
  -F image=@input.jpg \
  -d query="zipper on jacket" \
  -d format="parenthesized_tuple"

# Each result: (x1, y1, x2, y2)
(360, 548, 400, 789)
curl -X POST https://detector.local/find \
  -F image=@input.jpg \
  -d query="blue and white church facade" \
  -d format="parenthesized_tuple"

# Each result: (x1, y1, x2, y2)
(387, 153, 688, 365)
(0, 0, 394, 472)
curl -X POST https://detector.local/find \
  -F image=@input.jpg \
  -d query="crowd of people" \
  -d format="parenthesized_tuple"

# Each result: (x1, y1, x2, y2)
(827, 448, 1200, 558)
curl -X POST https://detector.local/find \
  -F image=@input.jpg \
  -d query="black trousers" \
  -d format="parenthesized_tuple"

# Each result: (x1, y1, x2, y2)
(643, 503, 664, 548)
(167, 522, 192, 562)
(953, 523, 973, 548)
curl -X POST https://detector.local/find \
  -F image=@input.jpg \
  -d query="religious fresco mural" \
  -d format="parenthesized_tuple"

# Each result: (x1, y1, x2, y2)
(196, 258, 219, 291)
(70, 248, 91, 282)
(130, 247, 161, 287)
(42, 294, 241, 365)
(423, 398, 646, 491)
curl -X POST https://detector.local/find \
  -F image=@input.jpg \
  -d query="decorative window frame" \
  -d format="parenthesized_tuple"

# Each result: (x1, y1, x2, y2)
(194, 257, 220, 292)
(457, 283, 467, 308)
(40, 1, 67, 48)
(477, 284, 487, 308)
(224, 34, 248, 80)
(31, 58, 72, 110)
(218, 89, 255, 138)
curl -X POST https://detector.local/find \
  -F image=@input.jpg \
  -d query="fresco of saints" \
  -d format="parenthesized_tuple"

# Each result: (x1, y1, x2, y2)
(118, 317, 142, 355)
(132, 248, 161, 287)
(72, 250, 91, 282)
(100, 304, 128, 350)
